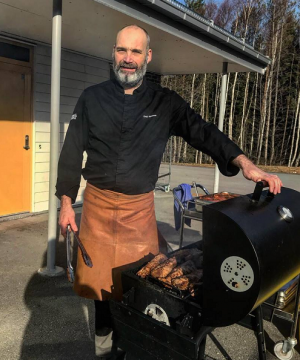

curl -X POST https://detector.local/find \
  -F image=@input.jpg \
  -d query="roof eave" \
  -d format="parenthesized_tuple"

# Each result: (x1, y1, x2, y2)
(95, 0, 270, 73)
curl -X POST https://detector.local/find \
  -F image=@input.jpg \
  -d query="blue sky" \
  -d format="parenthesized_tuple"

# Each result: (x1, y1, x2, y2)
(176, 0, 300, 13)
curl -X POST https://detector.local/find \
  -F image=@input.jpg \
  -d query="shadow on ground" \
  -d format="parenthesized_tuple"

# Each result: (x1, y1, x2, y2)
(157, 220, 202, 250)
(20, 213, 97, 360)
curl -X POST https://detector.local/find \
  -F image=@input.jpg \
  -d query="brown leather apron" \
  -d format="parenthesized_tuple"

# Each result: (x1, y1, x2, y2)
(74, 183, 167, 301)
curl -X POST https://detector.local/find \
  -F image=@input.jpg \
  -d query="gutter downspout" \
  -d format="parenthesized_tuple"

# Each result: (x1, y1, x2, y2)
(213, 62, 228, 193)
(39, 0, 64, 277)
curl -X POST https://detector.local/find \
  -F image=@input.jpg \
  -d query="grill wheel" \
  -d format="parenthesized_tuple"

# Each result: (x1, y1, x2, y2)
(274, 341, 295, 360)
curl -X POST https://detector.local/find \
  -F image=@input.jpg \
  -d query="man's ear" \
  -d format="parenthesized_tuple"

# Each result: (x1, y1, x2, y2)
(147, 49, 152, 64)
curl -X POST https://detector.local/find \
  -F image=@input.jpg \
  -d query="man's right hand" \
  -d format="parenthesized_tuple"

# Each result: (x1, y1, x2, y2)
(59, 195, 78, 238)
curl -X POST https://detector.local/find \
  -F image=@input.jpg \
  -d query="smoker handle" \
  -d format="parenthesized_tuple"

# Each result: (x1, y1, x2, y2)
(252, 181, 274, 202)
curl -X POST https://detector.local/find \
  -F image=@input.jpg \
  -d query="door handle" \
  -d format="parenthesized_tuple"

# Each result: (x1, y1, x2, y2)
(23, 135, 30, 150)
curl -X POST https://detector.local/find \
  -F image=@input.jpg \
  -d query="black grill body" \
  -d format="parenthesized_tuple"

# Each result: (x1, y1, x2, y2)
(110, 300, 212, 360)
(121, 258, 204, 334)
(203, 187, 300, 326)
(110, 185, 300, 359)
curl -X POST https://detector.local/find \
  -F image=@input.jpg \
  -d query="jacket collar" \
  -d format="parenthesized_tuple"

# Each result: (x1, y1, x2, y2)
(112, 76, 147, 95)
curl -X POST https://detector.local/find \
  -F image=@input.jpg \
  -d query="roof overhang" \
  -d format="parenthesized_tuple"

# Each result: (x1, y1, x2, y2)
(0, 0, 270, 74)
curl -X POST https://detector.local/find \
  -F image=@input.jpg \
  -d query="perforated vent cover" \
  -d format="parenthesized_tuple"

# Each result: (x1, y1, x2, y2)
(144, 304, 170, 326)
(220, 256, 254, 292)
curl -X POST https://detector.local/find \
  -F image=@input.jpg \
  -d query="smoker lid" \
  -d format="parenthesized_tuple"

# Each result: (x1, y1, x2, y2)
(202, 184, 300, 327)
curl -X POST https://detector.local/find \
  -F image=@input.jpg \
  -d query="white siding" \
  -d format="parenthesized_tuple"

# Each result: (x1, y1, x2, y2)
(33, 45, 110, 212)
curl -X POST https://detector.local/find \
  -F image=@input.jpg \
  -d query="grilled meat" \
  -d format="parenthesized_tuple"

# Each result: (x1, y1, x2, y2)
(172, 269, 203, 291)
(198, 192, 240, 202)
(184, 248, 202, 259)
(158, 260, 196, 287)
(151, 257, 178, 278)
(137, 253, 168, 278)
(185, 253, 203, 268)
(189, 282, 203, 296)
(171, 249, 190, 260)
(138, 247, 203, 283)
(172, 247, 201, 261)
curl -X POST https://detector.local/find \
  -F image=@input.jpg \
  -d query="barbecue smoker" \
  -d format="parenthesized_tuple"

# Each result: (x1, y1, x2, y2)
(110, 184, 300, 360)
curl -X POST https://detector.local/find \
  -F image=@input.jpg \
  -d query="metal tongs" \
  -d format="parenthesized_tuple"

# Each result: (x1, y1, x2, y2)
(66, 225, 93, 283)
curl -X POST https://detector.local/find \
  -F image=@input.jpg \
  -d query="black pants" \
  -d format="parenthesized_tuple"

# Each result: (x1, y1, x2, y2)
(95, 300, 112, 336)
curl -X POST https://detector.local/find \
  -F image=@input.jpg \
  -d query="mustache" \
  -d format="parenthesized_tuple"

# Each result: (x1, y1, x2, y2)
(117, 61, 138, 70)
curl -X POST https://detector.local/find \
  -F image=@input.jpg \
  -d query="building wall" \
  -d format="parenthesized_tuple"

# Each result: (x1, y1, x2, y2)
(33, 45, 110, 212)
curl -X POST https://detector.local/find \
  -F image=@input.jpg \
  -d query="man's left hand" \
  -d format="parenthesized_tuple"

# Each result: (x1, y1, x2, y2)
(232, 155, 283, 195)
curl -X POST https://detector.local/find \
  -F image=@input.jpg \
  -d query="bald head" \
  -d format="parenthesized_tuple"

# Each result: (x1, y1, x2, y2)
(116, 25, 150, 51)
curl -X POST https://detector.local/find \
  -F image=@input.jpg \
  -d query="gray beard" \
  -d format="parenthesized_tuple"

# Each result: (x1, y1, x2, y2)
(112, 55, 148, 89)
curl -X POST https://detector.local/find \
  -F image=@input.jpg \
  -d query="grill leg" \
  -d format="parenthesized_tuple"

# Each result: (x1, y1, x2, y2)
(253, 306, 267, 360)
(197, 335, 207, 360)
(179, 213, 185, 249)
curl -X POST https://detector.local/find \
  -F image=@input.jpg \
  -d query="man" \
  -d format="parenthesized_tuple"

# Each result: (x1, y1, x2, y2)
(56, 25, 282, 358)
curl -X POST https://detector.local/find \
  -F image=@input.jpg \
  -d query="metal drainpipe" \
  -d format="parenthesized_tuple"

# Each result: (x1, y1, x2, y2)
(213, 62, 228, 193)
(39, 0, 64, 277)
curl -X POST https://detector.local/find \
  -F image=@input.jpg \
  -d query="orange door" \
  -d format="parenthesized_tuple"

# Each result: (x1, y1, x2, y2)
(0, 62, 32, 216)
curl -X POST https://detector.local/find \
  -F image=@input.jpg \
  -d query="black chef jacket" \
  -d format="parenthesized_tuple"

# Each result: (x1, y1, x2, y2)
(56, 78, 243, 203)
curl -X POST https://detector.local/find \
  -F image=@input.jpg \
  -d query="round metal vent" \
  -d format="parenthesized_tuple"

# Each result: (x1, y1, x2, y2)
(220, 256, 254, 292)
(277, 206, 293, 223)
(144, 304, 170, 326)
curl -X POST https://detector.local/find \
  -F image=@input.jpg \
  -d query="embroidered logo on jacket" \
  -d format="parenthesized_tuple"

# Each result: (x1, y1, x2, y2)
(71, 114, 77, 120)
(143, 115, 157, 118)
